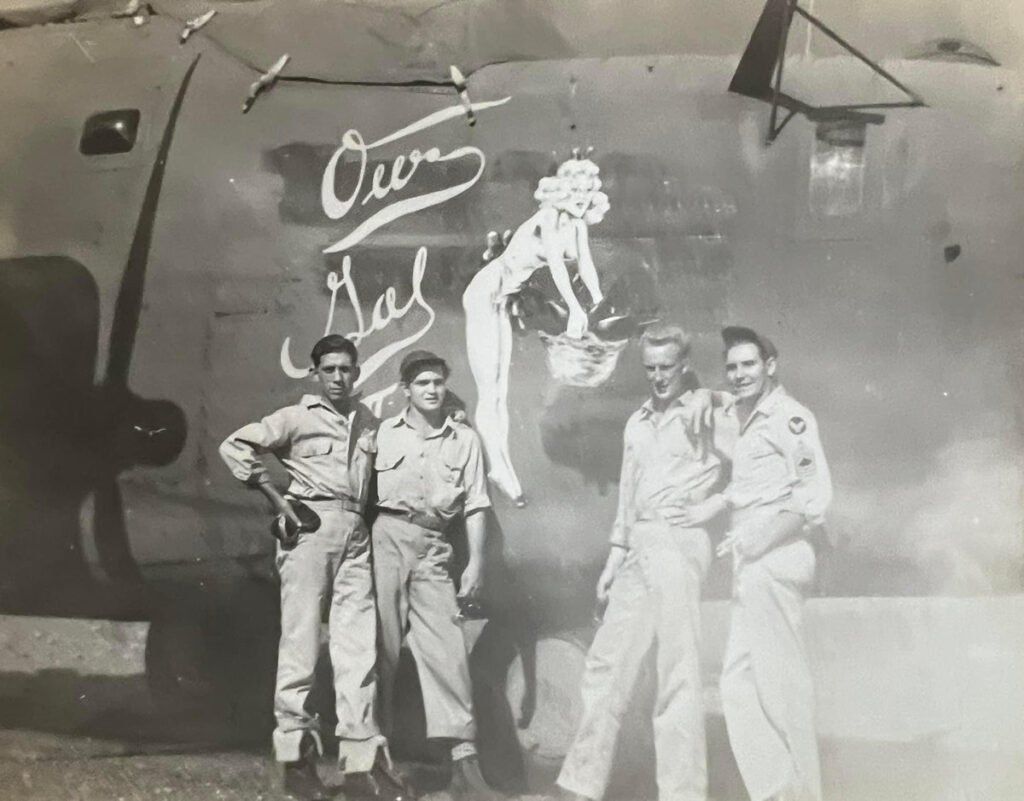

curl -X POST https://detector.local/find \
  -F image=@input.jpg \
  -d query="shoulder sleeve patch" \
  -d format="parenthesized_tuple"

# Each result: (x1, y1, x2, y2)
(788, 416, 807, 435)
(794, 442, 816, 477)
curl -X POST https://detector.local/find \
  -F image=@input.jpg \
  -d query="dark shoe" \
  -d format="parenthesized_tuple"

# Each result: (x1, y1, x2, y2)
(282, 736, 331, 801)
(449, 755, 505, 801)
(346, 752, 416, 801)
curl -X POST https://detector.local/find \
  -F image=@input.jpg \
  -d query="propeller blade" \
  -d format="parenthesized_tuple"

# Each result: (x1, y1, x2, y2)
(104, 55, 201, 392)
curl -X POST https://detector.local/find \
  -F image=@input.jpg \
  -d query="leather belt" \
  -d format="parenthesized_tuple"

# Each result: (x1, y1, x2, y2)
(288, 497, 364, 517)
(376, 508, 447, 533)
(635, 509, 697, 524)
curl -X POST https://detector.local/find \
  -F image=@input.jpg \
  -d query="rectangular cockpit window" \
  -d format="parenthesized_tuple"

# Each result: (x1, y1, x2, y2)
(80, 109, 141, 156)
(809, 120, 866, 217)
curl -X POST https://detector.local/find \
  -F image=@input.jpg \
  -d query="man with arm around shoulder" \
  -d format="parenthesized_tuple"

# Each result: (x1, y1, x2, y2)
(714, 326, 833, 801)
(372, 350, 504, 801)
(557, 324, 729, 801)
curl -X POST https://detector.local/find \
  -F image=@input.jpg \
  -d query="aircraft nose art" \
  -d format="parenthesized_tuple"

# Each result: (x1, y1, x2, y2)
(196, 62, 740, 617)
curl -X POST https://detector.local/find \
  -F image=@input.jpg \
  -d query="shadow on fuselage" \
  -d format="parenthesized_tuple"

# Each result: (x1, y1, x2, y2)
(1, 256, 126, 617)
(0, 255, 193, 619)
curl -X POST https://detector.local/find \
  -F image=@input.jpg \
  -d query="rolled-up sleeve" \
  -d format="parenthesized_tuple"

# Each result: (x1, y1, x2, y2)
(462, 432, 492, 516)
(218, 410, 292, 486)
(779, 410, 832, 526)
(610, 424, 638, 548)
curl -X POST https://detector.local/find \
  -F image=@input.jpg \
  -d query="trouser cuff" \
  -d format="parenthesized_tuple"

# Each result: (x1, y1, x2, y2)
(274, 728, 322, 763)
(451, 741, 477, 761)
(556, 777, 602, 801)
(339, 735, 387, 774)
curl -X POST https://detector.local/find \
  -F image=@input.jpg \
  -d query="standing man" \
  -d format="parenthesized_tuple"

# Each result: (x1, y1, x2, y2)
(219, 334, 407, 801)
(557, 324, 728, 801)
(372, 350, 503, 801)
(715, 326, 832, 801)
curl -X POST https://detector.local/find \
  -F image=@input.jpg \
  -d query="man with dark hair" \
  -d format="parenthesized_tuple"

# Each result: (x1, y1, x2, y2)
(310, 332, 359, 367)
(219, 334, 406, 801)
(557, 324, 728, 801)
(371, 350, 502, 801)
(714, 325, 832, 801)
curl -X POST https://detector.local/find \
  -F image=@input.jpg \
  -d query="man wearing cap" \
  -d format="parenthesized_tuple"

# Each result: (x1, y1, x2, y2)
(557, 324, 729, 801)
(219, 334, 408, 801)
(371, 350, 502, 801)
(714, 326, 832, 801)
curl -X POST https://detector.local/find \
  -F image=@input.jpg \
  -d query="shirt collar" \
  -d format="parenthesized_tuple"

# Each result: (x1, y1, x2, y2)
(392, 407, 457, 438)
(740, 384, 788, 430)
(755, 384, 787, 414)
(302, 393, 329, 410)
(638, 391, 693, 420)
(302, 393, 355, 420)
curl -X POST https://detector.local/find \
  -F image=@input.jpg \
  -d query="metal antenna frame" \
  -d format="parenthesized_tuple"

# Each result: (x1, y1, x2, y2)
(732, 0, 927, 144)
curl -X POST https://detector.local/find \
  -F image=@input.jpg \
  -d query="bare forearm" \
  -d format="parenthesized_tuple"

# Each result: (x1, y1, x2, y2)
(596, 544, 627, 604)
(255, 477, 289, 513)
(548, 259, 585, 313)
(604, 544, 627, 574)
(465, 509, 487, 566)
(575, 227, 603, 304)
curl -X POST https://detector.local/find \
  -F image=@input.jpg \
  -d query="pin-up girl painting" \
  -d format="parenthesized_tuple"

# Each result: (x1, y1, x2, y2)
(462, 154, 610, 506)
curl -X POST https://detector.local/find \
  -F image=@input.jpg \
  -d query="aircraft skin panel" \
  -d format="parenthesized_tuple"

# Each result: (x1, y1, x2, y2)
(0, 19, 206, 613)
(156, 54, 1024, 594)
(0, 14, 1022, 617)
(142, 0, 1024, 78)
(0, 20, 201, 383)
(126, 66, 484, 572)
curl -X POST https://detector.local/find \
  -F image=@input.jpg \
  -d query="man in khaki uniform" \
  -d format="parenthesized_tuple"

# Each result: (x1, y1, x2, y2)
(219, 334, 407, 801)
(715, 326, 832, 801)
(372, 350, 503, 801)
(557, 325, 727, 801)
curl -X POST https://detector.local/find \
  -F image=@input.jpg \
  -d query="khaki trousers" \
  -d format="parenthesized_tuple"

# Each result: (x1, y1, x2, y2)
(273, 501, 382, 771)
(372, 514, 476, 741)
(558, 522, 710, 801)
(720, 524, 821, 801)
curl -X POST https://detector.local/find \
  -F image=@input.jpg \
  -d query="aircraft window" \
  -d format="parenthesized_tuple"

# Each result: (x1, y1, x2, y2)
(80, 109, 141, 156)
(809, 121, 866, 217)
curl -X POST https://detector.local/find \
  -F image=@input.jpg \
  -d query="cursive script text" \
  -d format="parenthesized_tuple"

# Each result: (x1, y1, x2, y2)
(280, 95, 511, 407)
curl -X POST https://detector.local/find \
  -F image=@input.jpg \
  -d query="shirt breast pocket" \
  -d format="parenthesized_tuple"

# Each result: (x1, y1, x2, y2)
(375, 454, 405, 473)
(292, 438, 334, 458)
(666, 439, 697, 461)
(746, 445, 777, 461)
(740, 443, 786, 485)
(440, 460, 463, 486)
(432, 460, 465, 514)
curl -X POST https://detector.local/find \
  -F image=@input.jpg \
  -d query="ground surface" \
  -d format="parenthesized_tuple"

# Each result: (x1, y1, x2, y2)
(1, 617, 1022, 801)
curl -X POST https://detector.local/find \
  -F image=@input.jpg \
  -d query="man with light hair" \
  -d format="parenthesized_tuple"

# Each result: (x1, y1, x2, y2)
(557, 323, 729, 801)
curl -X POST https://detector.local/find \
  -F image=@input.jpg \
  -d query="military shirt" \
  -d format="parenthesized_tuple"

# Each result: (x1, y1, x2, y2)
(374, 410, 491, 526)
(218, 394, 377, 507)
(610, 391, 728, 548)
(727, 385, 832, 526)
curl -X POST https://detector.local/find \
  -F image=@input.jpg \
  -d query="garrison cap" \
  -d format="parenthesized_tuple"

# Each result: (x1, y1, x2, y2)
(399, 349, 450, 383)
(722, 325, 778, 361)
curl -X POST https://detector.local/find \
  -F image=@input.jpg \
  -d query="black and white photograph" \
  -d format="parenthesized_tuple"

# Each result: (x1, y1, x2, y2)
(0, 1, 1022, 800)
